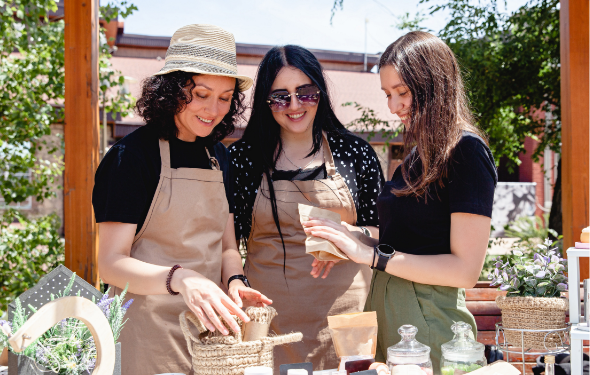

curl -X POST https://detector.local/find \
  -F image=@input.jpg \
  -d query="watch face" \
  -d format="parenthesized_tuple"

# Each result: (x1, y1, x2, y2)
(377, 244, 395, 255)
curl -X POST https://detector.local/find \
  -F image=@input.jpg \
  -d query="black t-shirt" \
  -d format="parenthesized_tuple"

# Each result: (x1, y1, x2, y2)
(378, 131, 497, 255)
(92, 123, 235, 234)
(272, 164, 327, 181)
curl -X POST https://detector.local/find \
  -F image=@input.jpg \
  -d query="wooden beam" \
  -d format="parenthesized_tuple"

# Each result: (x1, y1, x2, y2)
(64, 0, 100, 286)
(560, 0, 589, 280)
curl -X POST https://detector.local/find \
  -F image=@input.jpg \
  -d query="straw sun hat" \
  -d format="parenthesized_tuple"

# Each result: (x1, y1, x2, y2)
(154, 24, 253, 92)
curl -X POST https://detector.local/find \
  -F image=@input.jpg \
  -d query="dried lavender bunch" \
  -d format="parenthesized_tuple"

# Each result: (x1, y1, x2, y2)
(489, 238, 568, 297)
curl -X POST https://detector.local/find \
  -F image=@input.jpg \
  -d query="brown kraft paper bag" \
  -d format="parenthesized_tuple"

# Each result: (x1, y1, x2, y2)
(298, 203, 348, 261)
(327, 312, 378, 357)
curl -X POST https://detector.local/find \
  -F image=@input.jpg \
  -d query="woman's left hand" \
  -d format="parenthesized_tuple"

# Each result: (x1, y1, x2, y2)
(228, 281, 273, 308)
(302, 218, 373, 266)
(310, 258, 340, 279)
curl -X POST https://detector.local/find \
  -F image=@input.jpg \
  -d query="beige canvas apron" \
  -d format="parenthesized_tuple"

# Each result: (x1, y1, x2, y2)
(245, 134, 372, 373)
(112, 139, 229, 375)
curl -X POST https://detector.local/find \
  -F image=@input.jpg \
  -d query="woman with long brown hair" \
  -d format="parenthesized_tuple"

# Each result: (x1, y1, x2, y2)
(303, 31, 497, 374)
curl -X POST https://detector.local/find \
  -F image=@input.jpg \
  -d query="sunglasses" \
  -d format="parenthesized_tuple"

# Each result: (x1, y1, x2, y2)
(267, 84, 321, 112)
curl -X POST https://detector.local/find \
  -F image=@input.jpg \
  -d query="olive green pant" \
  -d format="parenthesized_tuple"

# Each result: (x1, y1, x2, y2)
(364, 270, 477, 375)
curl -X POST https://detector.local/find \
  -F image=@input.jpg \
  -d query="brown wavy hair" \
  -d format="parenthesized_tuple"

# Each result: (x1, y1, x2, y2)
(135, 71, 245, 143)
(379, 31, 486, 198)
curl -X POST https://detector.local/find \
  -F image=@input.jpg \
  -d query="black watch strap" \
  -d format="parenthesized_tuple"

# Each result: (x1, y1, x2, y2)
(375, 253, 390, 271)
(374, 244, 395, 272)
(227, 275, 251, 288)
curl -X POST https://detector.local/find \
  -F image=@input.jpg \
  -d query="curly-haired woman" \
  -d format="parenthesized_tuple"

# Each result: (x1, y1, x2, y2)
(93, 25, 271, 375)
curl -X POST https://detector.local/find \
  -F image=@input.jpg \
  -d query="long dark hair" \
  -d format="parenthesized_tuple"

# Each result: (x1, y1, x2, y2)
(136, 71, 245, 143)
(242, 45, 346, 275)
(379, 31, 485, 197)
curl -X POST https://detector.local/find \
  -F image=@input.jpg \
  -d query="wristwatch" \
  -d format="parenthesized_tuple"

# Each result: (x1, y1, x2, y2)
(359, 226, 371, 238)
(227, 275, 251, 288)
(373, 244, 396, 272)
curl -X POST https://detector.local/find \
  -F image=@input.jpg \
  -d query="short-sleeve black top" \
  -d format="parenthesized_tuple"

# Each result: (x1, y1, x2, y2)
(378, 131, 497, 255)
(230, 130, 385, 241)
(92, 123, 234, 234)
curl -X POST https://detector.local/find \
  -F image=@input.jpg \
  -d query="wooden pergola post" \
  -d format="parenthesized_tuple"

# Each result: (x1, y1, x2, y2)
(64, 0, 100, 286)
(560, 0, 589, 280)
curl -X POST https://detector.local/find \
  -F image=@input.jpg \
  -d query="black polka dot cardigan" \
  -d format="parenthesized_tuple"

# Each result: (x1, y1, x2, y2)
(229, 131, 385, 242)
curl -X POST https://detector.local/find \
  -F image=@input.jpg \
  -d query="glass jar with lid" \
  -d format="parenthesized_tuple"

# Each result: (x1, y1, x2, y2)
(440, 321, 486, 374)
(387, 325, 433, 375)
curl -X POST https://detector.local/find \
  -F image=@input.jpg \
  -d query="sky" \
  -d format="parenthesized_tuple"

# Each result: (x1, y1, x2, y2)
(122, 0, 530, 55)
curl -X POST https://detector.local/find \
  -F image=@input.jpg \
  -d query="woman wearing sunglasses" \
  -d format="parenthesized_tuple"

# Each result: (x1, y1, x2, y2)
(229, 45, 384, 371)
(303, 32, 497, 374)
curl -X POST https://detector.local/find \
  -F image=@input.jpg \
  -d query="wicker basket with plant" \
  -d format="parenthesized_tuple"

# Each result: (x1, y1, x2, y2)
(490, 239, 568, 350)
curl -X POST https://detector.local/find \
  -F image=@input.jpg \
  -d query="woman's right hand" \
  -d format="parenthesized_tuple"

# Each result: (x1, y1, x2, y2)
(171, 268, 250, 335)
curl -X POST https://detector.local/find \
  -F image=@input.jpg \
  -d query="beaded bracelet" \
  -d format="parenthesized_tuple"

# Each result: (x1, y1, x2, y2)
(166, 264, 183, 295)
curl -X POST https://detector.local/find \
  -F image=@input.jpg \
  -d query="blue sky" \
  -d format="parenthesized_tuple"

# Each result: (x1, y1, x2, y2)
(123, 0, 530, 54)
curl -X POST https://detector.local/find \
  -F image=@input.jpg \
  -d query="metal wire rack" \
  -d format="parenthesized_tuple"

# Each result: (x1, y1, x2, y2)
(495, 323, 571, 374)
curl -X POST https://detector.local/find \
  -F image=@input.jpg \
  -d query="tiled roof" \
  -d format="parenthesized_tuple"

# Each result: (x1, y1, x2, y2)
(116, 33, 171, 48)
(114, 34, 380, 66)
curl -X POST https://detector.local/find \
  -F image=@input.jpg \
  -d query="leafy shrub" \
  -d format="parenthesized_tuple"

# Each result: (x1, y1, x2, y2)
(0, 209, 64, 312)
(504, 214, 559, 249)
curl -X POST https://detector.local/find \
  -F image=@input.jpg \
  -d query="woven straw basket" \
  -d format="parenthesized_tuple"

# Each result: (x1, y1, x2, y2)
(179, 309, 302, 375)
(496, 296, 568, 349)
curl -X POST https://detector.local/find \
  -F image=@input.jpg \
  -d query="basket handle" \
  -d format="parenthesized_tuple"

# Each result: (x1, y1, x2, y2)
(179, 310, 207, 357)
(268, 332, 303, 346)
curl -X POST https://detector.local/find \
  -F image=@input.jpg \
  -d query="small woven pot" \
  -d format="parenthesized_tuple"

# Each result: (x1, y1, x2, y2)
(179, 310, 302, 375)
(242, 306, 278, 342)
(496, 296, 568, 350)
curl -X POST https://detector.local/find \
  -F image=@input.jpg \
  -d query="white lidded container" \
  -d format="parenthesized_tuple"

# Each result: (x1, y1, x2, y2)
(387, 325, 433, 374)
(440, 321, 486, 374)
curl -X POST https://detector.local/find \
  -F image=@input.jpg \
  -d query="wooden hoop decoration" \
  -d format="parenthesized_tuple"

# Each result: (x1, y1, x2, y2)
(7, 296, 116, 375)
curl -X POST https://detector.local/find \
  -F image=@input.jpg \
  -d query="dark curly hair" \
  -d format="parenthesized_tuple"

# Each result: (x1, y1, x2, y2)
(135, 71, 245, 143)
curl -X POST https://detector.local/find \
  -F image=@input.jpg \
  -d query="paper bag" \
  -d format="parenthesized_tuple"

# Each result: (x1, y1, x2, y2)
(298, 203, 348, 261)
(328, 312, 378, 357)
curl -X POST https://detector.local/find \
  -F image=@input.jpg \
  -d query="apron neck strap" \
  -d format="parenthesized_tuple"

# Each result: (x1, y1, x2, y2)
(322, 133, 336, 177)
(159, 139, 220, 171)
(159, 139, 171, 168)
(205, 146, 221, 171)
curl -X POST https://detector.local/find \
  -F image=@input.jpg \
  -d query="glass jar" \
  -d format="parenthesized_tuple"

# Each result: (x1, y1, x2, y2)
(387, 325, 433, 375)
(440, 322, 486, 374)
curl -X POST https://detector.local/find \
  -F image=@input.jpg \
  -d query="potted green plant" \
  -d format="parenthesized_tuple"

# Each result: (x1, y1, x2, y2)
(490, 238, 568, 349)
(0, 273, 132, 375)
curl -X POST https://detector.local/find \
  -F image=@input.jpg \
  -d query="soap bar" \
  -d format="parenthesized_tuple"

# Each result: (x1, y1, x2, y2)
(369, 363, 390, 375)
(468, 361, 520, 375)
(280, 362, 313, 375)
(581, 227, 589, 243)
(345, 358, 374, 374)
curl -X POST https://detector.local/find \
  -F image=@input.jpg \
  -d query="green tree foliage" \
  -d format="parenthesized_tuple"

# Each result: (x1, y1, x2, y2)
(423, 0, 560, 169)
(0, 210, 63, 312)
(0, 0, 136, 313)
(332, 0, 560, 170)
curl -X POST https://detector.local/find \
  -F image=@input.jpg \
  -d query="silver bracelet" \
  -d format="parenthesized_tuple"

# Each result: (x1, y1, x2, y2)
(359, 226, 371, 238)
